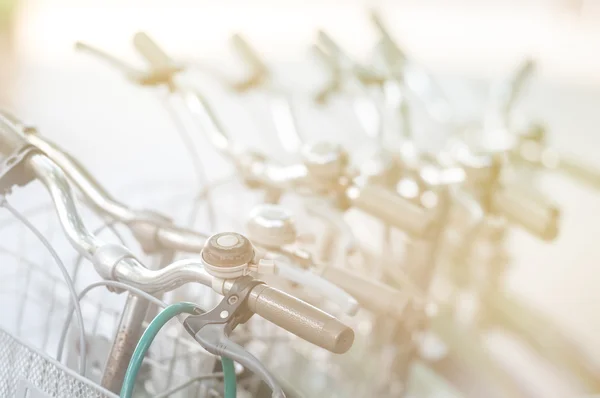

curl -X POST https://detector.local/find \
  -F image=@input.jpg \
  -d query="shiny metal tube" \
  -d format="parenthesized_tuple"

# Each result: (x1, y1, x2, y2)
(112, 258, 354, 354)
(112, 257, 212, 294)
(231, 33, 268, 77)
(27, 134, 138, 222)
(237, 151, 309, 191)
(175, 87, 236, 160)
(27, 154, 103, 258)
(27, 133, 209, 253)
(24, 151, 352, 356)
(75, 41, 140, 78)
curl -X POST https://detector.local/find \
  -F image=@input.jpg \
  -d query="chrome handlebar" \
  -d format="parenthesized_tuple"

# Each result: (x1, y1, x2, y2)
(0, 116, 354, 354)
(32, 152, 353, 353)
(26, 133, 209, 253)
(24, 130, 393, 319)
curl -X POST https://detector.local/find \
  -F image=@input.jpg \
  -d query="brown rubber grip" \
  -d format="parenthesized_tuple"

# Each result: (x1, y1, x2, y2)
(247, 284, 354, 354)
(347, 184, 435, 238)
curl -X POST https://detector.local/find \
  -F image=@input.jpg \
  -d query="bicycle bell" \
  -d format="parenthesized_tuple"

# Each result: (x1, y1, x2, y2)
(246, 204, 297, 249)
(201, 232, 256, 279)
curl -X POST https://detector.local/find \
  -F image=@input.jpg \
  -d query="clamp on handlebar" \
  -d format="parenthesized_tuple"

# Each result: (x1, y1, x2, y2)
(183, 275, 287, 398)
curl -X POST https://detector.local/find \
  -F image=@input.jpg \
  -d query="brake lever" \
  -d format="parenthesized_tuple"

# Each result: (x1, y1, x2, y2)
(183, 276, 286, 398)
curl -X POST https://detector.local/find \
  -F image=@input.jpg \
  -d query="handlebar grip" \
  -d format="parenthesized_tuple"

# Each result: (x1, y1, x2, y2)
(321, 266, 410, 318)
(132, 32, 174, 70)
(347, 184, 434, 238)
(492, 184, 559, 241)
(247, 284, 354, 354)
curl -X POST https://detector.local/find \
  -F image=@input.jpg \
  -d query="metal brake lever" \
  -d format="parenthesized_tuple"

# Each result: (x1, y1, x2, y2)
(183, 276, 286, 398)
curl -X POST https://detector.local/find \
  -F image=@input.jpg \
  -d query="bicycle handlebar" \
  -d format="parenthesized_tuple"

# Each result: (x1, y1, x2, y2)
(25, 133, 215, 253)
(73, 34, 435, 239)
(21, 149, 354, 354)
(23, 129, 407, 322)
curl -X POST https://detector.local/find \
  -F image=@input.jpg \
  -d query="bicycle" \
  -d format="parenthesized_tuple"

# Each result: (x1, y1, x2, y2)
(0, 110, 354, 397)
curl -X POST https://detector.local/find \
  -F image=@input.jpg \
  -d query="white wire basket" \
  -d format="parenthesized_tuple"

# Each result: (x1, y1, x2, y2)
(0, 182, 230, 398)
(0, 328, 117, 398)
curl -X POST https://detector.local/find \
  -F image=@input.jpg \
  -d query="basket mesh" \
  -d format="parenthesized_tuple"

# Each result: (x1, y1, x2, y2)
(0, 328, 117, 398)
